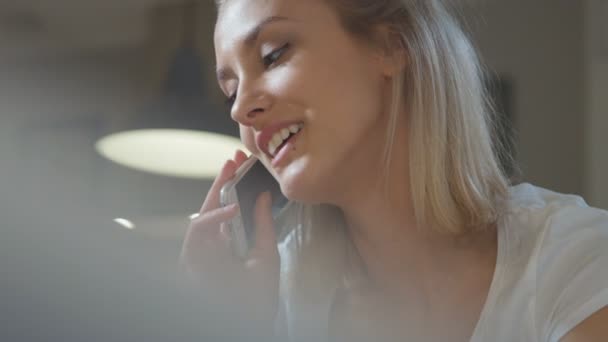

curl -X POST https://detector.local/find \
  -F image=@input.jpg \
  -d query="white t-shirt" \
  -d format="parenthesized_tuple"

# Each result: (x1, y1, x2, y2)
(277, 183, 608, 341)
(471, 183, 608, 342)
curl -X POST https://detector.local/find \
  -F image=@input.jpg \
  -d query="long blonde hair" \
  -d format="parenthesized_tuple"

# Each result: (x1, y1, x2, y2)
(328, 0, 510, 233)
(215, 0, 512, 332)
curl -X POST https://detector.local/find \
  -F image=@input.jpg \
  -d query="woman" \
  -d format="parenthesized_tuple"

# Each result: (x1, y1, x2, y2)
(179, 0, 608, 341)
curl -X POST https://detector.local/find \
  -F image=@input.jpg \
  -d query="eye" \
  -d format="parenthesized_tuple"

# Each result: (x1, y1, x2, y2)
(262, 43, 290, 68)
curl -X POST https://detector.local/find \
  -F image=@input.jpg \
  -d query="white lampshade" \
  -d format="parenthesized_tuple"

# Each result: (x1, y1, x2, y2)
(96, 1, 242, 179)
(96, 129, 245, 179)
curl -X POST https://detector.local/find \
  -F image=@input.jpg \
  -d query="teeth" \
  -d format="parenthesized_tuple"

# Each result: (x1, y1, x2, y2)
(268, 123, 304, 157)
(272, 134, 283, 146)
(280, 128, 290, 140)
(288, 124, 300, 134)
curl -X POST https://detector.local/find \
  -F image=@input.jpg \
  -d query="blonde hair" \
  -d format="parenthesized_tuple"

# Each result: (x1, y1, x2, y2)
(215, 0, 512, 331)
(329, 0, 510, 233)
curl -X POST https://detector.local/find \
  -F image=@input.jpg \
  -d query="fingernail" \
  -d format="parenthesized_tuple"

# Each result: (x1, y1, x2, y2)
(225, 203, 239, 211)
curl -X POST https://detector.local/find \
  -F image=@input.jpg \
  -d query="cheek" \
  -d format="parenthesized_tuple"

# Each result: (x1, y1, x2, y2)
(239, 125, 258, 155)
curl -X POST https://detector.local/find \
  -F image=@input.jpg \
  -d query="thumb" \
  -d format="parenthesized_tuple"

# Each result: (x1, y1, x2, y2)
(250, 191, 278, 257)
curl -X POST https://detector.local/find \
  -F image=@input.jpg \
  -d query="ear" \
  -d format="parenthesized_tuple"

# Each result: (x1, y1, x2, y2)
(372, 25, 408, 78)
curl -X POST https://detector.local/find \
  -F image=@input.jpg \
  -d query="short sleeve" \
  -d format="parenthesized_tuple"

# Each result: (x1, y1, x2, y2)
(534, 204, 608, 342)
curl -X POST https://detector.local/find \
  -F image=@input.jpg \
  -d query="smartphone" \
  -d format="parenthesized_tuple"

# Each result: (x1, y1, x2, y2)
(220, 155, 291, 258)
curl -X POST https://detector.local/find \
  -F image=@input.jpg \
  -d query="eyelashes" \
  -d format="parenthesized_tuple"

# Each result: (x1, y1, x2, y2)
(263, 42, 290, 68)
(225, 42, 291, 109)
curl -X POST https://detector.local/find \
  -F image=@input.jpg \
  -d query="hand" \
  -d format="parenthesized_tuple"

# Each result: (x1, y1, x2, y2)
(178, 150, 280, 339)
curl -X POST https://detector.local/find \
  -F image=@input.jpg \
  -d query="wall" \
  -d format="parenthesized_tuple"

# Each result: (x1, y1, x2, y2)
(585, 0, 608, 209)
(461, 0, 586, 196)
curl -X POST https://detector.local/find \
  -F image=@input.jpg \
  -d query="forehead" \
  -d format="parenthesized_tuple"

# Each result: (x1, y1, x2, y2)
(214, 0, 327, 51)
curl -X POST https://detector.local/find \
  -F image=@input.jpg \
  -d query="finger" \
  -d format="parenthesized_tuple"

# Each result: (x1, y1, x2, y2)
(185, 204, 239, 246)
(234, 150, 249, 167)
(250, 191, 278, 257)
(181, 204, 239, 262)
(219, 222, 232, 246)
(200, 160, 238, 213)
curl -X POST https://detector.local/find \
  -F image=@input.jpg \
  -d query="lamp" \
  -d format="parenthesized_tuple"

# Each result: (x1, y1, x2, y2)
(95, 0, 243, 179)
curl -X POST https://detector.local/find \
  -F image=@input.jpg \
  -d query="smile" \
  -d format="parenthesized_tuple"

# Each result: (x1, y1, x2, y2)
(268, 123, 304, 157)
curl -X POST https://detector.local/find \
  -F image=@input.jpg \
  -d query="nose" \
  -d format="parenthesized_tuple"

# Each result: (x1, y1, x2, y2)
(230, 81, 272, 128)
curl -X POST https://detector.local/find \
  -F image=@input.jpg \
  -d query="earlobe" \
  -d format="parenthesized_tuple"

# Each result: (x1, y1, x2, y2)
(379, 50, 408, 78)
(374, 26, 408, 78)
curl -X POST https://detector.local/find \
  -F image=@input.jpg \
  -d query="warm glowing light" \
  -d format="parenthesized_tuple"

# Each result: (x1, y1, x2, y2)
(114, 218, 135, 230)
(96, 129, 245, 179)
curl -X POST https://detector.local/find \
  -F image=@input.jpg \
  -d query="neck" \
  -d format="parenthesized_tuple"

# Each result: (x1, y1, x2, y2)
(332, 122, 497, 312)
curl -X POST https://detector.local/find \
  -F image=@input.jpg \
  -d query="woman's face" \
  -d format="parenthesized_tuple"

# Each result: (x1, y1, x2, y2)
(214, 0, 392, 204)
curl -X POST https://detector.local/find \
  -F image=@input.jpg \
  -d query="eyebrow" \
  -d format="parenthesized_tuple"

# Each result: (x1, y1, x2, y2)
(216, 15, 291, 82)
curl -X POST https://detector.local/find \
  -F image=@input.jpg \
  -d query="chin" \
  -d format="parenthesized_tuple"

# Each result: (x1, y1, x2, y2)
(276, 158, 325, 204)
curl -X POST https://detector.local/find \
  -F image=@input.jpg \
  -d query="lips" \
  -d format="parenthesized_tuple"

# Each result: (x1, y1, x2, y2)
(256, 120, 303, 160)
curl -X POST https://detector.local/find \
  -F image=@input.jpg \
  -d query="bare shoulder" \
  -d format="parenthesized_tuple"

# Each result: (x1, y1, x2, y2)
(560, 306, 608, 342)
